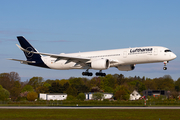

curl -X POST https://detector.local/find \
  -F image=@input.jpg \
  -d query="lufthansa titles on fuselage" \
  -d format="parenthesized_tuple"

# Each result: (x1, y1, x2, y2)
(129, 48, 153, 55)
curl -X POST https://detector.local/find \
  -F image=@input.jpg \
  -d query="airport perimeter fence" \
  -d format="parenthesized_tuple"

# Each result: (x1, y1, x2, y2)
(147, 100, 180, 106)
(0, 100, 180, 106)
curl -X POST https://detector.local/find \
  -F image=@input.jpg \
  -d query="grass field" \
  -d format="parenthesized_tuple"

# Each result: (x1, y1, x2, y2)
(0, 109, 179, 120)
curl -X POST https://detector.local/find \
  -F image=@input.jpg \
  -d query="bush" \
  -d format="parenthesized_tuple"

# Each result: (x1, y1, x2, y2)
(66, 95, 75, 101)
(27, 92, 38, 101)
(77, 93, 85, 101)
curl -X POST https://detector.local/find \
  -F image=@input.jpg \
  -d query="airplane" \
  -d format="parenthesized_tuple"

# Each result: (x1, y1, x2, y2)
(9, 36, 177, 77)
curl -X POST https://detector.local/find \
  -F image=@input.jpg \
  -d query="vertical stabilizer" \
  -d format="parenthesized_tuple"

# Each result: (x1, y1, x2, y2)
(17, 36, 41, 61)
(17, 36, 48, 68)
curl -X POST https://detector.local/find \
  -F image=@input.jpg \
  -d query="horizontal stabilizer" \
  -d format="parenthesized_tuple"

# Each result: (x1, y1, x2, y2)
(8, 59, 36, 64)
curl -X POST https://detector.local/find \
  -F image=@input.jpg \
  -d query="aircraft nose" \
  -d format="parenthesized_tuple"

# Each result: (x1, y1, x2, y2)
(172, 53, 177, 59)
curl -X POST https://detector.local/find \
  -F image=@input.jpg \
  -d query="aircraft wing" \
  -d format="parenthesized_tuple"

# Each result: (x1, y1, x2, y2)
(16, 44, 121, 65)
(16, 44, 90, 62)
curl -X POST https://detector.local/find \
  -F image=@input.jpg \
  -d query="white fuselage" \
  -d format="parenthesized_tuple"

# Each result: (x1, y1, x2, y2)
(41, 46, 176, 70)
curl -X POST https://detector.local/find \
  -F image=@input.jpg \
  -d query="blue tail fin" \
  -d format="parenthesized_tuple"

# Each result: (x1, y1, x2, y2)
(17, 36, 49, 68)
(17, 36, 41, 61)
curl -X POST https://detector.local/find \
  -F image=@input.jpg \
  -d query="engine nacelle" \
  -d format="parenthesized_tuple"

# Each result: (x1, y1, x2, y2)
(91, 59, 110, 70)
(117, 65, 135, 71)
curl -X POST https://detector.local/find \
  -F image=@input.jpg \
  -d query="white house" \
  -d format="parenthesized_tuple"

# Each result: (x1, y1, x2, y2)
(85, 93, 113, 100)
(129, 90, 141, 100)
(39, 93, 67, 100)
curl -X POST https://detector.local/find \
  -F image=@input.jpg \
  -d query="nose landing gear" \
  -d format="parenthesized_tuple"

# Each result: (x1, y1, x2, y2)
(163, 66, 167, 70)
(163, 61, 168, 70)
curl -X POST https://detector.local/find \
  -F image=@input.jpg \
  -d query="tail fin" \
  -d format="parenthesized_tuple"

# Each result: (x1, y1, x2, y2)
(17, 36, 41, 61)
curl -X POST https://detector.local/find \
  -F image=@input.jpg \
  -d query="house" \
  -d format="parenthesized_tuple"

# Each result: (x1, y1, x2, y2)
(143, 90, 168, 99)
(85, 93, 113, 100)
(129, 90, 141, 100)
(39, 93, 67, 100)
(178, 92, 180, 100)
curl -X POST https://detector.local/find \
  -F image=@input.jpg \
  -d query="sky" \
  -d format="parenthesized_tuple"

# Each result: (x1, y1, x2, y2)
(0, 0, 180, 81)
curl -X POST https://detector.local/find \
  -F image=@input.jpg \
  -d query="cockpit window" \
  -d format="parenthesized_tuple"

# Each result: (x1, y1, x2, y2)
(165, 50, 171, 52)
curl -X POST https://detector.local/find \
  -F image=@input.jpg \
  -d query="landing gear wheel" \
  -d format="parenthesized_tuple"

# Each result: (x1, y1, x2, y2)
(82, 71, 93, 76)
(88, 72, 93, 76)
(95, 72, 106, 77)
(163, 67, 167, 70)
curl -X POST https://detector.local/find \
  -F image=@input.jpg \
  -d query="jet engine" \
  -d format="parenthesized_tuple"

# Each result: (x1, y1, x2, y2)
(91, 59, 110, 70)
(117, 65, 135, 71)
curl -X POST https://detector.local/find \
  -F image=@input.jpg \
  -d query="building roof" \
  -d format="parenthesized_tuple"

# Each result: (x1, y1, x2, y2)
(40, 93, 67, 95)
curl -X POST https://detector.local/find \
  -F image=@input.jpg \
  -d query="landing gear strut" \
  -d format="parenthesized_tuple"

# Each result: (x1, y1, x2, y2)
(82, 69, 93, 76)
(163, 61, 168, 70)
(95, 70, 106, 77)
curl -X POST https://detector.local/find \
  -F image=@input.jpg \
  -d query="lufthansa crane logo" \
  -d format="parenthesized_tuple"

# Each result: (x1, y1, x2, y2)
(25, 47, 34, 57)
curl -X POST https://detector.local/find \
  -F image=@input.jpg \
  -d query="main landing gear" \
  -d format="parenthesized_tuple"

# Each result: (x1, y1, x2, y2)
(95, 70, 106, 77)
(82, 70, 106, 77)
(82, 69, 93, 76)
(163, 61, 168, 70)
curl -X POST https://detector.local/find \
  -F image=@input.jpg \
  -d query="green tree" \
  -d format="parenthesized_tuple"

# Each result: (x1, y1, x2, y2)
(175, 78, 180, 92)
(69, 77, 84, 87)
(63, 82, 70, 92)
(102, 74, 116, 89)
(0, 72, 20, 96)
(103, 86, 114, 93)
(0, 85, 10, 101)
(69, 77, 89, 94)
(155, 75, 174, 90)
(144, 78, 157, 90)
(28, 77, 44, 89)
(88, 77, 101, 88)
(76, 85, 89, 94)
(36, 82, 50, 93)
(66, 85, 77, 96)
(114, 85, 130, 100)
(45, 79, 54, 85)
(90, 86, 101, 92)
(113, 74, 125, 85)
(49, 81, 64, 93)
(10, 81, 21, 100)
(36, 86, 49, 93)
(21, 85, 34, 92)
(128, 80, 146, 93)
(92, 93, 104, 100)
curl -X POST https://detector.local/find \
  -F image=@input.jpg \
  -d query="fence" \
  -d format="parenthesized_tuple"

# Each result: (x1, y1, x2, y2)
(0, 100, 180, 106)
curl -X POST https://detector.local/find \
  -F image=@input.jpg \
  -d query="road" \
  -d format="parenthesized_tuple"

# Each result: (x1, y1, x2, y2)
(0, 106, 180, 109)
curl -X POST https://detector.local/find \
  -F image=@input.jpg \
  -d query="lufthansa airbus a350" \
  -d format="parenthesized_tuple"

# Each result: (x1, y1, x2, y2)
(9, 36, 177, 77)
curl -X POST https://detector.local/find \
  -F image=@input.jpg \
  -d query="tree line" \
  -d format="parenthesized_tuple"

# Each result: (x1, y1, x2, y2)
(0, 72, 180, 101)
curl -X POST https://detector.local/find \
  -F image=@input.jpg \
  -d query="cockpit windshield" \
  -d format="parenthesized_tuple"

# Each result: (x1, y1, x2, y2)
(164, 50, 172, 52)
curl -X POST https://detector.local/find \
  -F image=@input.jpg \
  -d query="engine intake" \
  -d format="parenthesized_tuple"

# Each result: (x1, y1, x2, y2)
(91, 59, 110, 70)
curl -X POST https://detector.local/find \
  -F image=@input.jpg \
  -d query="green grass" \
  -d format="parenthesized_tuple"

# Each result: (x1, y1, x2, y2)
(0, 109, 179, 120)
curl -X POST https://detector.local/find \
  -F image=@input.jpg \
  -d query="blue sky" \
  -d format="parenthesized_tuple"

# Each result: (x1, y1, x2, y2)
(1, 0, 180, 81)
